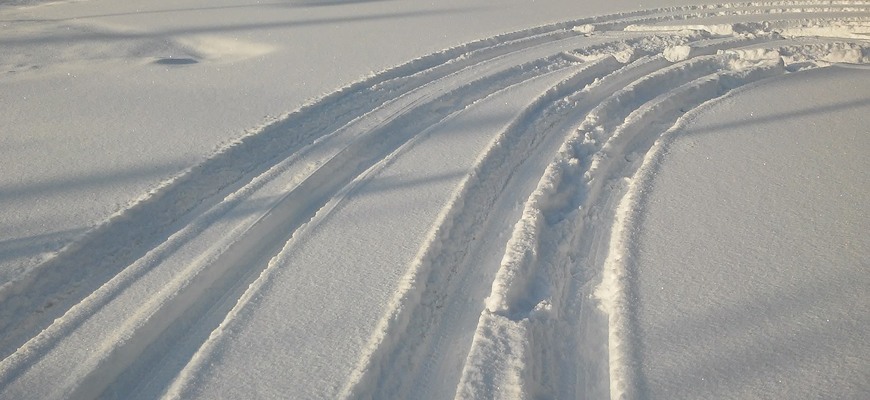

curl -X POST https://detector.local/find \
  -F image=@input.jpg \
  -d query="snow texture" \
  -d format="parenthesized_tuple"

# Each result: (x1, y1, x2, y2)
(0, 0, 868, 399)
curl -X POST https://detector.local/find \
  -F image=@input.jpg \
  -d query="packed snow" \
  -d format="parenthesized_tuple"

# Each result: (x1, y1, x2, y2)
(0, 0, 868, 399)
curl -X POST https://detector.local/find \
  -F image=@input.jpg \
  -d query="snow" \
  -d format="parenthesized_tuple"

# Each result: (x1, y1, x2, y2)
(664, 45, 693, 62)
(1, 0, 661, 283)
(623, 66, 870, 399)
(1, 0, 869, 399)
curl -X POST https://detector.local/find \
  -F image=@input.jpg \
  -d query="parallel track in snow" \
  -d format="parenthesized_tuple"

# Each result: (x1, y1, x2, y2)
(0, 2, 868, 399)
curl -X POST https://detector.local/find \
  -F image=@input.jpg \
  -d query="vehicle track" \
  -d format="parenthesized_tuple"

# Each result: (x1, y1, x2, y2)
(0, 33, 594, 400)
(0, 2, 867, 399)
(457, 14, 868, 400)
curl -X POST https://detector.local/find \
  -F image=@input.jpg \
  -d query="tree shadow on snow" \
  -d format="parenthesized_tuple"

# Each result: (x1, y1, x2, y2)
(1, 7, 472, 47)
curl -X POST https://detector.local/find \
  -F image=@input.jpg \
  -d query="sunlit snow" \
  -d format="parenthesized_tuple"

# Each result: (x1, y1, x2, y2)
(0, 0, 867, 399)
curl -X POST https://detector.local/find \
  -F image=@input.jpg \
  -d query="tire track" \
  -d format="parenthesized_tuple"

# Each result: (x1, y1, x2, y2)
(0, 10, 632, 398)
(0, 40, 590, 400)
(361, 9, 870, 398)
(346, 32, 758, 397)
(122, 52, 591, 400)
(0, 22, 583, 362)
(0, 0, 708, 362)
(0, 9, 625, 381)
(344, 57, 622, 400)
(452, 7, 869, 400)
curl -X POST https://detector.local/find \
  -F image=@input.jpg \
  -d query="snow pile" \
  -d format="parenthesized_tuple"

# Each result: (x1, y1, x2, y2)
(664, 45, 693, 62)
(572, 24, 596, 34)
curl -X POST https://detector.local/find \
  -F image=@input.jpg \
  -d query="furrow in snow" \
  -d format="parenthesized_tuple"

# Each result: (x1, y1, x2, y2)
(0, 0, 847, 365)
(343, 57, 621, 400)
(458, 20, 864, 397)
(0, 14, 600, 362)
(483, 51, 752, 320)
(450, 32, 768, 396)
(113, 52, 594, 400)
(0, 44, 588, 400)
(1, 3, 868, 399)
(456, 37, 817, 400)
(357, 51, 699, 399)
(0, 6, 645, 393)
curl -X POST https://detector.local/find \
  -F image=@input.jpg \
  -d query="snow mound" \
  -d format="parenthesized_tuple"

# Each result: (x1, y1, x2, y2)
(664, 45, 693, 62)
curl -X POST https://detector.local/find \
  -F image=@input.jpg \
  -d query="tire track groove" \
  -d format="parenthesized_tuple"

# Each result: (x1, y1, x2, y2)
(457, 14, 868, 398)
(0, 39, 586, 400)
(345, 58, 620, 400)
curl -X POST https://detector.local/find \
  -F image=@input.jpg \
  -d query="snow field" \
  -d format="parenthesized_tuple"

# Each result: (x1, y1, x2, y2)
(618, 65, 870, 399)
(0, 1, 868, 399)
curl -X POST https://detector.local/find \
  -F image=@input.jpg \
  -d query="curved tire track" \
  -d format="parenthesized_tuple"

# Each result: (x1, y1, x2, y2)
(458, 12, 868, 400)
(0, 33, 592, 400)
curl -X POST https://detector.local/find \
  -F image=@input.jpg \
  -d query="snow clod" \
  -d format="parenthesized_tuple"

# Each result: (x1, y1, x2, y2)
(664, 45, 693, 62)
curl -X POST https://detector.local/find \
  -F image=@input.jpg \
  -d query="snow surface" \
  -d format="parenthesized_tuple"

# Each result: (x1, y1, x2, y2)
(0, 0, 725, 282)
(1, 0, 869, 399)
(625, 66, 870, 399)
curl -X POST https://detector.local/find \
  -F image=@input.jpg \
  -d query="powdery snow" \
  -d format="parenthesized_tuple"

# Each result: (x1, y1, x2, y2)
(623, 65, 870, 399)
(1, 0, 869, 399)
